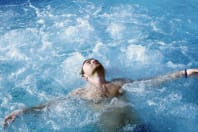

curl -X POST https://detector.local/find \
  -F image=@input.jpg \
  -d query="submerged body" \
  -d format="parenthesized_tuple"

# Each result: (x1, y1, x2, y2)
(3, 58, 198, 131)
(69, 78, 140, 131)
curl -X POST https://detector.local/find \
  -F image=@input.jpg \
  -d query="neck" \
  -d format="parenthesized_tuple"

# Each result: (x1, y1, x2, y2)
(87, 74, 106, 88)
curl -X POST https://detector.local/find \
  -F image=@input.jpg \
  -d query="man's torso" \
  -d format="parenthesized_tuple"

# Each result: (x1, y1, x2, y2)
(69, 79, 126, 100)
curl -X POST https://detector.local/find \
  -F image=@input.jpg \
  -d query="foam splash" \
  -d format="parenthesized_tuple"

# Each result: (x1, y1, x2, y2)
(106, 23, 125, 40)
(0, 0, 198, 131)
(63, 18, 94, 44)
(61, 52, 84, 85)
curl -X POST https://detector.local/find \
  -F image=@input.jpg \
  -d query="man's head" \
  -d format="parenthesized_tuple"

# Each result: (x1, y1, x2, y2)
(80, 58, 105, 79)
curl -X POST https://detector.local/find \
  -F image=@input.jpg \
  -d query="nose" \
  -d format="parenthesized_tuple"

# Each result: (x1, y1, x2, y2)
(90, 59, 98, 64)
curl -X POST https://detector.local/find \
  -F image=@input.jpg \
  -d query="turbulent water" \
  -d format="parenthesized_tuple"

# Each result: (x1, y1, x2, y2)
(0, 0, 198, 131)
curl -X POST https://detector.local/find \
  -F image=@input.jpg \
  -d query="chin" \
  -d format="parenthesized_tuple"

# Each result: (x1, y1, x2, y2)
(92, 64, 105, 74)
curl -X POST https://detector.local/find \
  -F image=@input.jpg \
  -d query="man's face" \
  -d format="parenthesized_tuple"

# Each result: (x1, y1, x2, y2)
(82, 59, 102, 77)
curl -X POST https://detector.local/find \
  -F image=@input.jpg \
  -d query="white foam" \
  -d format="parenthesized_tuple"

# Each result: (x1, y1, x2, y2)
(40, 41, 52, 51)
(157, 41, 166, 46)
(126, 44, 149, 63)
(167, 93, 182, 102)
(37, 91, 51, 101)
(1, 96, 11, 107)
(166, 61, 185, 69)
(63, 18, 94, 44)
(180, 45, 188, 55)
(6, 47, 29, 61)
(91, 42, 109, 62)
(46, 120, 60, 131)
(10, 67, 26, 78)
(0, 28, 42, 62)
(127, 39, 140, 44)
(147, 100, 157, 106)
(123, 83, 146, 95)
(101, 5, 133, 19)
(54, 22, 64, 28)
(120, 44, 163, 68)
(28, 0, 41, 17)
(92, 41, 104, 53)
(37, 19, 45, 24)
(62, 52, 84, 84)
(151, 21, 161, 32)
(106, 23, 125, 39)
(1, 1, 197, 131)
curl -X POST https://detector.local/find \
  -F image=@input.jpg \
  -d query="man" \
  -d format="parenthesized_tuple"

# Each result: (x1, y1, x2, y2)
(3, 58, 198, 130)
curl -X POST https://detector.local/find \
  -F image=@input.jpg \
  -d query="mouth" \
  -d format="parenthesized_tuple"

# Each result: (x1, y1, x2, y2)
(93, 61, 99, 64)
(91, 59, 100, 65)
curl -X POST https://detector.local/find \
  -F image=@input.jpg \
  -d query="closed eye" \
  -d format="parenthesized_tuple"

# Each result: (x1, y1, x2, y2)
(83, 58, 98, 65)
(85, 60, 91, 64)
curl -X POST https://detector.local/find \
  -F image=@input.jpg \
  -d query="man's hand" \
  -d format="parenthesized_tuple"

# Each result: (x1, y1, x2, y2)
(3, 109, 22, 128)
(187, 69, 198, 76)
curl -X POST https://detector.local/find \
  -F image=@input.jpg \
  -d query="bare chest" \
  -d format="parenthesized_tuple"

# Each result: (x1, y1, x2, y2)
(84, 83, 122, 100)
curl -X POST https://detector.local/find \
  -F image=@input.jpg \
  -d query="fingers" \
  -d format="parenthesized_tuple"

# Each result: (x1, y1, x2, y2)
(3, 110, 23, 128)
(3, 120, 7, 128)
(3, 115, 16, 128)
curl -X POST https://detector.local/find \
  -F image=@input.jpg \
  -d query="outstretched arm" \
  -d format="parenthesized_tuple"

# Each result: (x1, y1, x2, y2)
(2, 88, 83, 128)
(137, 68, 198, 85)
(2, 96, 68, 128)
(3, 103, 45, 128)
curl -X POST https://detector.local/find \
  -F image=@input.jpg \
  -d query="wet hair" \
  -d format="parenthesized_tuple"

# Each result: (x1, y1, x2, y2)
(80, 59, 91, 76)
(80, 58, 105, 77)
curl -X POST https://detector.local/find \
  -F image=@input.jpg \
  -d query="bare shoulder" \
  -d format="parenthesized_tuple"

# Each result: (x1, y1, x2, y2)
(67, 88, 86, 97)
(111, 78, 133, 86)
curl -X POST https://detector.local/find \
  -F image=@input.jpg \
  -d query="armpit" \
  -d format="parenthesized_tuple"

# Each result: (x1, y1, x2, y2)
(111, 78, 133, 86)
(67, 88, 84, 97)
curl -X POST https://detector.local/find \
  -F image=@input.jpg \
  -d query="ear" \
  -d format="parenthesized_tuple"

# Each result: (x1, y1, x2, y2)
(82, 74, 88, 81)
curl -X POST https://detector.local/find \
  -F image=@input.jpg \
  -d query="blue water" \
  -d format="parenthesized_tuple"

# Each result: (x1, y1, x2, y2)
(0, 0, 198, 131)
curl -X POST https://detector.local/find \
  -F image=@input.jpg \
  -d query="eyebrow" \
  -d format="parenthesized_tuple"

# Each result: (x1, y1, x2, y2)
(82, 60, 90, 65)
(83, 60, 90, 64)
(80, 58, 94, 76)
(82, 58, 95, 65)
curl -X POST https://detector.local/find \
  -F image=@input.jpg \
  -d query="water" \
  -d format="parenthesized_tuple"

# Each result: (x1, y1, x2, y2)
(0, 0, 198, 131)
